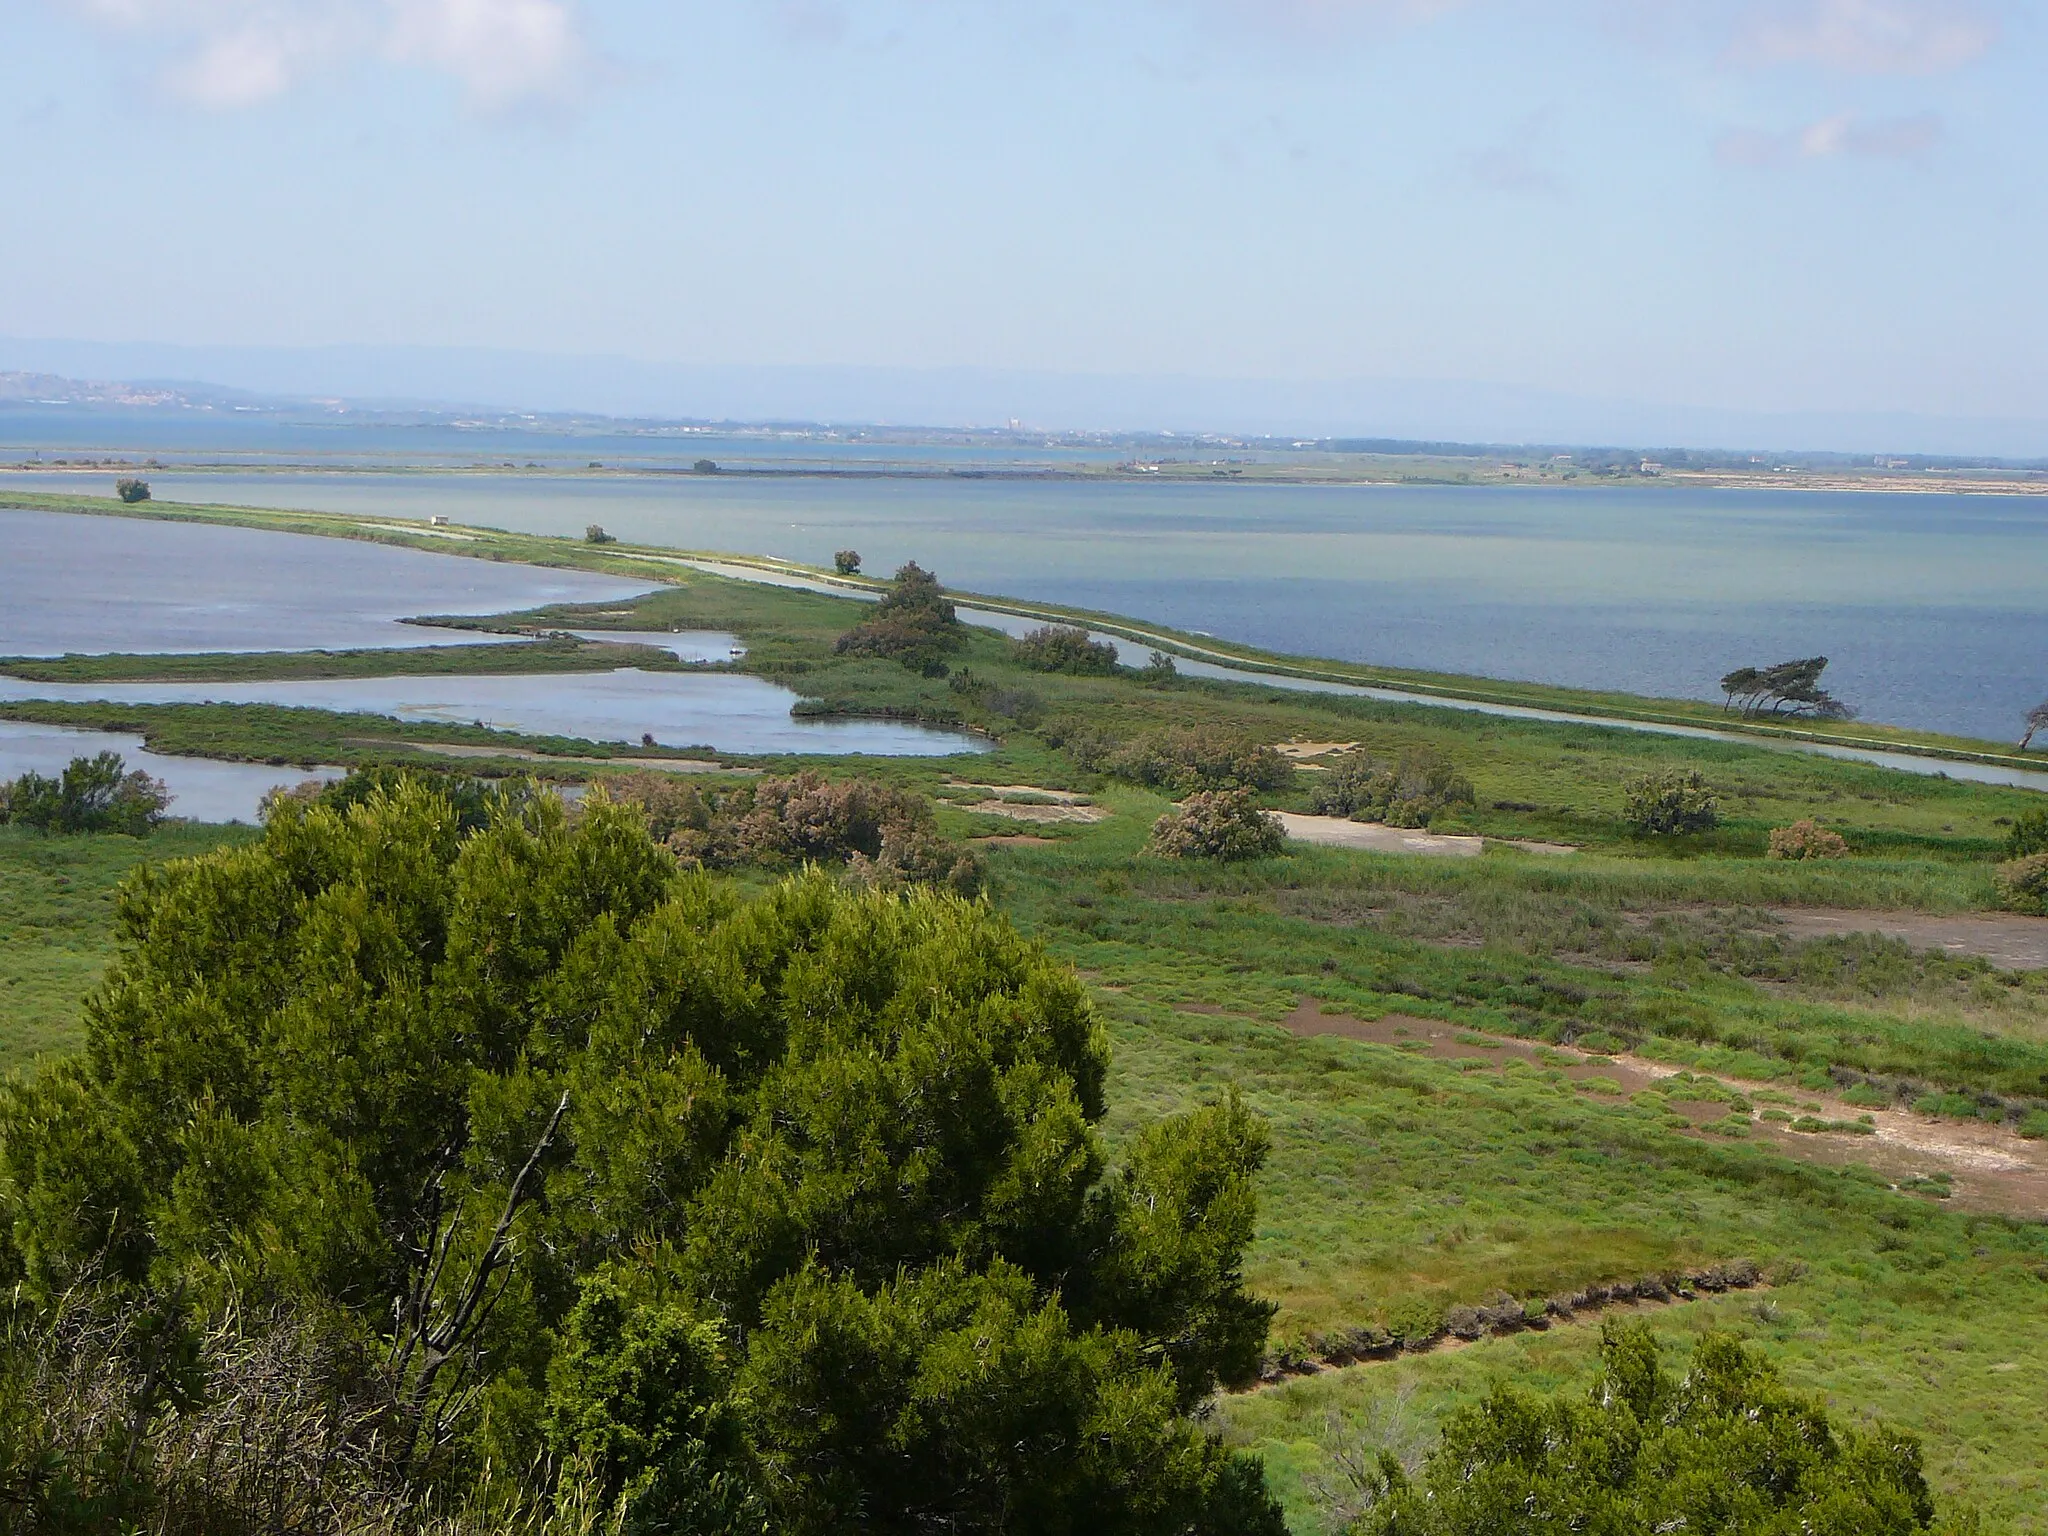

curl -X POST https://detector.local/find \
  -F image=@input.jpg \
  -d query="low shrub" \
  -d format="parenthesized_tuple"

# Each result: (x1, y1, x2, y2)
(1352, 1324, 1961, 1536)
(1149, 789, 1286, 862)
(1011, 624, 1120, 676)
(833, 548, 862, 575)
(1307, 747, 1474, 829)
(2006, 809, 2048, 860)
(1997, 851, 2048, 916)
(0, 752, 169, 835)
(608, 770, 984, 893)
(1767, 818, 1849, 859)
(584, 523, 615, 544)
(114, 476, 151, 503)
(1054, 722, 1293, 794)
(1622, 769, 1719, 836)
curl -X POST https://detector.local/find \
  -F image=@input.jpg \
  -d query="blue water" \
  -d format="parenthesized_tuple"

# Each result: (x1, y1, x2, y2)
(0, 671, 985, 760)
(0, 718, 342, 823)
(4, 469, 2044, 740)
(0, 508, 657, 656)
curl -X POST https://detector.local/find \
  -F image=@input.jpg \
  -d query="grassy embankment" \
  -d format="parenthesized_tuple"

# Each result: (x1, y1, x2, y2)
(5, 493, 2048, 1527)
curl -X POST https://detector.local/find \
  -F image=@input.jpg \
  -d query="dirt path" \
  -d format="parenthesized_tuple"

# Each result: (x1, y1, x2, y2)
(1277, 814, 1575, 860)
(1272, 1000, 2048, 1219)
(1766, 908, 2048, 971)
(1277, 814, 1484, 857)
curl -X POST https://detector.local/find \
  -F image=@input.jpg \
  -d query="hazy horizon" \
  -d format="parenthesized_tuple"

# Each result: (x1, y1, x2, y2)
(7, 337, 2048, 460)
(6, 3, 2044, 448)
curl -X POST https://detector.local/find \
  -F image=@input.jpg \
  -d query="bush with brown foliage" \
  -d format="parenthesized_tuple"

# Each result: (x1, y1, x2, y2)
(1767, 819, 1850, 860)
(1306, 747, 1474, 829)
(604, 771, 984, 894)
(1149, 789, 1287, 862)
(1998, 852, 2048, 916)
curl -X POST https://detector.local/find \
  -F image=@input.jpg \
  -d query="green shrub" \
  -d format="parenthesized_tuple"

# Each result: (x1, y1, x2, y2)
(1622, 769, 1719, 836)
(1011, 624, 1120, 676)
(0, 752, 169, 835)
(1350, 1323, 1958, 1536)
(833, 549, 861, 575)
(1150, 789, 1287, 862)
(0, 779, 1284, 1533)
(833, 562, 965, 672)
(114, 477, 150, 503)
(1054, 723, 1293, 794)
(1767, 818, 1849, 859)
(584, 523, 615, 544)
(1307, 747, 1474, 829)
(2005, 808, 2048, 859)
(1997, 851, 2048, 915)
(610, 770, 984, 895)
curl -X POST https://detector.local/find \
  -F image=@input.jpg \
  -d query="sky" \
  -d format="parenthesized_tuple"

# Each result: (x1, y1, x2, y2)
(2, 0, 2044, 439)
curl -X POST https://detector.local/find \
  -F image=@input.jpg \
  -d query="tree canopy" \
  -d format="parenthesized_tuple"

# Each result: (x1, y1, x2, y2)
(0, 779, 1283, 1534)
(1348, 1321, 1964, 1536)
(1719, 657, 1853, 720)
(832, 561, 966, 672)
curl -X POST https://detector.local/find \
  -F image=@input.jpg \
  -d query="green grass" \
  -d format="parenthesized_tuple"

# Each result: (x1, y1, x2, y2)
(0, 823, 248, 1075)
(0, 635, 688, 682)
(6, 493, 2048, 1527)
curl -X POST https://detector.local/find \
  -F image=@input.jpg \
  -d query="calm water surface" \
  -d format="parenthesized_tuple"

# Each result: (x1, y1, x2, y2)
(0, 671, 985, 759)
(7, 470, 2037, 740)
(0, 508, 657, 656)
(0, 719, 341, 822)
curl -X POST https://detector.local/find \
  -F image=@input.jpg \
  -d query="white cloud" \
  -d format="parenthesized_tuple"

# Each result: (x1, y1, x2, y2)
(1716, 109, 1943, 165)
(55, 0, 587, 107)
(1731, 0, 1994, 74)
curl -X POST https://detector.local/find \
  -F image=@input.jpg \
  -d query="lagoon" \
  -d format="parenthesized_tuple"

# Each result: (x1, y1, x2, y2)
(0, 719, 341, 823)
(9, 470, 2041, 740)
(0, 508, 656, 657)
(0, 670, 986, 759)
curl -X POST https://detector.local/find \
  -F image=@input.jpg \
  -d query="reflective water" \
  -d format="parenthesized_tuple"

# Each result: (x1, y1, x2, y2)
(568, 630, 743, 663)
(0, 671, 986, 759)
(7, 469, 2038, 739)
(0, 719, 341, 823)
(0, 508, 657, 656)
(952, 604, 2048, 792)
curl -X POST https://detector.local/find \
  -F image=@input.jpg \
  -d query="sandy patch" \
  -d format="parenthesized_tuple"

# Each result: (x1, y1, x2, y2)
(1767, 908, 2048, 971)
(958, 800, 1109, 825)
(1268, 999, 2048, 1218)
(946, 782, 1092, 803)
(1277, 813, 1483, 857)
(1276, 741, 1359, 760)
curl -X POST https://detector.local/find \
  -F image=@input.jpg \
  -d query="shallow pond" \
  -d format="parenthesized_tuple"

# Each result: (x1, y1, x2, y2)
(0, 719, 341, 823)
(0, 508, 657, 657)
(0, 670, 986, 759)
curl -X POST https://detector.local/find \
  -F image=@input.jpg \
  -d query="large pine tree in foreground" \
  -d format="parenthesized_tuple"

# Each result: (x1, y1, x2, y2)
(0, 781, 1285, 1535)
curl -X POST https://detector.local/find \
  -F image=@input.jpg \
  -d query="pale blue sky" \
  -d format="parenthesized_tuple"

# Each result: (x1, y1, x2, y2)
(3, 1, 2043, 429)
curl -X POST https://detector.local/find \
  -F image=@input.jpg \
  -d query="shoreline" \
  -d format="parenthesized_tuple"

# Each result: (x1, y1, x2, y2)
(4, 489, 2045, 789)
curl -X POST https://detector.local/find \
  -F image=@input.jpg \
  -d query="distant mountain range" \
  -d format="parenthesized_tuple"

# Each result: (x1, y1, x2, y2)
(6, 338, 2048, 461)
